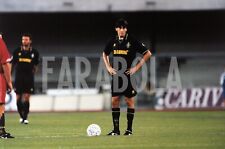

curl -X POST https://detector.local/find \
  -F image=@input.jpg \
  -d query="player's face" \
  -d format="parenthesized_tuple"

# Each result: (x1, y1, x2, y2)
(22, 36, 32, 46)
(115, 27, 127, 38)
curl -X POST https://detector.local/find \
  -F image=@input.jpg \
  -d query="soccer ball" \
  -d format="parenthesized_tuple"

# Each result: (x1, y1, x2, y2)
(86, 124, 101, 136)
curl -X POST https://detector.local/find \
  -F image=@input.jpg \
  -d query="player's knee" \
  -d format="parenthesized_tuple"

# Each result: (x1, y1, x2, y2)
(125, 99, 134, 108)
(16, 95, 22, 101)
(112, 97, 120, 107)
(23, 94, 30, 101)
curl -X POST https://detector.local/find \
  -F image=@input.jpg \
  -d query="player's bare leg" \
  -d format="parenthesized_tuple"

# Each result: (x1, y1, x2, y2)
(124, 97, 135, 135)
(112, 96, 120, 108)
(107, 96, 120, 135)
(22, 93, 30, 124)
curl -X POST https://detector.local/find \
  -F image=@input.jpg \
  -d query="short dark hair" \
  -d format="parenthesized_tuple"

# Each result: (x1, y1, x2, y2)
(115, 18, 128, 28)
(22, 33, 32, 40)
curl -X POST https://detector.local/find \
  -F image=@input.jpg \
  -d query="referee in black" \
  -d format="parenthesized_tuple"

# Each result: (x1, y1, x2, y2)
(12, 33, 39, 124)
(103, 19, 152, 135)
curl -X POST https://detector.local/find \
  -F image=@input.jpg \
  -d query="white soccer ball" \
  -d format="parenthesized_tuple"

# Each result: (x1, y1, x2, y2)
(86, 124, 101, 136)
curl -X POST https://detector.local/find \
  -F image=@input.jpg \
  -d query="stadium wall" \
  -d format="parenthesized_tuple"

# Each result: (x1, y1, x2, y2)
(5, 91, 111, 112)
(5, 87, 223, 112)
(0, 0, 225, 12)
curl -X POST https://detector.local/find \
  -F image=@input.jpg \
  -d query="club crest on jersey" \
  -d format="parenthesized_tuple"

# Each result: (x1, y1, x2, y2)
(113, 43, 116, 47)
(18, 52, 21, 56)
(126, 42, 131, 48)
(31, 53, 34, 58)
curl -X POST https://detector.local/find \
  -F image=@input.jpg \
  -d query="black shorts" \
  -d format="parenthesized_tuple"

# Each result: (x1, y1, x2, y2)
(14, 73, 34, 94)
(111, 74, 137, 98)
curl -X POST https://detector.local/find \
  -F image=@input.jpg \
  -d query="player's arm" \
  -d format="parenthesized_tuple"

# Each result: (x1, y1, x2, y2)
(33, 50, 40, 74)
(102, 52, 117, 75)
(32, 65, 38, 74)
(11, 49, 18, 73)
(2, 62, 13, 91)
(126, 50, 152, 75)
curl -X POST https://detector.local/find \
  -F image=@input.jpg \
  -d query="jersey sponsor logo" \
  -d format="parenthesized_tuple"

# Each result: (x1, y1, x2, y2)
(113, 50, 129, 55)
(19, 58, 32, 63)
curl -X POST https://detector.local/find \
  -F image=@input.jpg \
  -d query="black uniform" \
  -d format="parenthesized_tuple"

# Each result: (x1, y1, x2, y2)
(12, 47, 39, 94)
(104, 34, 149, 98)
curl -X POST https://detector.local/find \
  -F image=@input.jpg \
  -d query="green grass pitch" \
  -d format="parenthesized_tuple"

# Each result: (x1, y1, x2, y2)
(1, 111, 225, 149)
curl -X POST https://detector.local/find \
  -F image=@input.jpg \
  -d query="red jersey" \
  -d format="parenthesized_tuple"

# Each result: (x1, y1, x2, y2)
(0, 38, 11, 64)
(0, 38, 11, 103)
(0, 38, 11, 72)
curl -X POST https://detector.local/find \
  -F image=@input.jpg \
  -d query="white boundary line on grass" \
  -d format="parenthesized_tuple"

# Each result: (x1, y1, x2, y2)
(18, 134, 80, 139)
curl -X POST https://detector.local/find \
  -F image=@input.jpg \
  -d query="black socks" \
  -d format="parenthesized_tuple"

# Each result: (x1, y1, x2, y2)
(17, 99, 30, 120)
(127, 108, 135, 132)
(17, 99, 24, 119)
(112, 108, 120, 132)
(0, 113, 5, 133)
(23, 101, 30, 120)
(111, 108, 135, 132)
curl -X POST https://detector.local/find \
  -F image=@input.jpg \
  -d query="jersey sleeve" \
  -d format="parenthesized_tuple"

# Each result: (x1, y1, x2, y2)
(0, 38, 11, 64)
(33, 50, 40, 65)
(133, 38, 149, 55)
(103, 39, 113, 56)
(12, 48, 19, 65)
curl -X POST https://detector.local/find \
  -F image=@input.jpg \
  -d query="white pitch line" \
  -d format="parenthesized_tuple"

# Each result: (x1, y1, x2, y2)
(18, 134, 81, 139)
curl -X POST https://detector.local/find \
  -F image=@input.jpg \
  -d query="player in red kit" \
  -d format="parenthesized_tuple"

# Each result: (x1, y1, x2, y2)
(0, 33, 14, 138)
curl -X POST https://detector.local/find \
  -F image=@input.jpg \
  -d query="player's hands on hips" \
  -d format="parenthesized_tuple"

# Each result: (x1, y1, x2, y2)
(107, 66, 117, 75)
(125, 66, 138, 75)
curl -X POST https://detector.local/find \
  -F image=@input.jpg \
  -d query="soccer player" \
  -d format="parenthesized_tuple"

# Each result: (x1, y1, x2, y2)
(102, 19, 152, 135)
(12, 33, 39, 124)
(0, 33, 14, 138)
